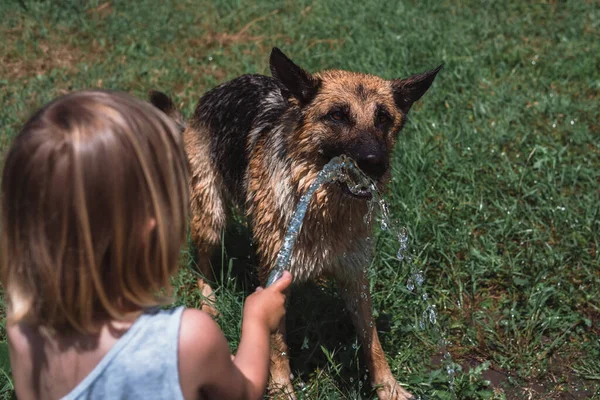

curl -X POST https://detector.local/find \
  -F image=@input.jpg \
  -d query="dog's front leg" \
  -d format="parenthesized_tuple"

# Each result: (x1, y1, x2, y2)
(336, 271, 413, 400)
(268, 317, 296, 399)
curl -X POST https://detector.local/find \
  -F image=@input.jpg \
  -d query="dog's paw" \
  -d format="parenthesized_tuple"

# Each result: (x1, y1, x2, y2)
(268, 378, 296, 400)
(374, 379, 413, 400)
(197, 278, 219, 318)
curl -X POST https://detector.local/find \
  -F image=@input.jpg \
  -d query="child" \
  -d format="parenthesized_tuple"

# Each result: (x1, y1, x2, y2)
(0, 90, 292, 400)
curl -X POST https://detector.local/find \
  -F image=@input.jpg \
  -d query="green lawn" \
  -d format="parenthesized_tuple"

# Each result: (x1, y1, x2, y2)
(1, 0, 599, 399)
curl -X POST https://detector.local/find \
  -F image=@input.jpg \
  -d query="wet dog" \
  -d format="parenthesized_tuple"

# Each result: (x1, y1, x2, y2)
(151, 47, 441, 399)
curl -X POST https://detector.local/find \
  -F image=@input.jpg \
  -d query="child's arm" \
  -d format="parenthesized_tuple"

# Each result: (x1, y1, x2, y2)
(178, 271, 292, 400)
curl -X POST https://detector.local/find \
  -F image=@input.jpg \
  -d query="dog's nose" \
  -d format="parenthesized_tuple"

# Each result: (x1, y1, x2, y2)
(354, 143, 388, 179)
(356, 152, 387, 180)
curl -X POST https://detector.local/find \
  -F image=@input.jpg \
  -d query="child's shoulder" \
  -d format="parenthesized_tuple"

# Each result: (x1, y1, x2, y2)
(179, 308, 226, 350)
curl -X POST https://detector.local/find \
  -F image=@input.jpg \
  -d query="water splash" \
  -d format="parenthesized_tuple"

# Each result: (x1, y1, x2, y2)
(403, 244, 457, 390)
(263, 154, 458, 393)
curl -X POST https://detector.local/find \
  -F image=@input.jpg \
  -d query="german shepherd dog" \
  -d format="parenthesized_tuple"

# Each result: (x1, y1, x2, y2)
(151, 48, 441, 399)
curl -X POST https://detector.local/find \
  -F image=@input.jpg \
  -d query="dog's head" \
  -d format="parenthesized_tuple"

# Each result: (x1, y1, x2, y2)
(270, 47, 441, 197)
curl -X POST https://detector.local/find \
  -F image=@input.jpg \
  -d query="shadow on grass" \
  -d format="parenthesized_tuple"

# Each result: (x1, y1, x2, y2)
(207, 219, 380, 396)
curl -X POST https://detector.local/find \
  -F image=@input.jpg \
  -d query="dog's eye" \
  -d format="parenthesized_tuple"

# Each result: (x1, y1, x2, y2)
(328, 111, 345, 122)
(376, 112, 391, 125)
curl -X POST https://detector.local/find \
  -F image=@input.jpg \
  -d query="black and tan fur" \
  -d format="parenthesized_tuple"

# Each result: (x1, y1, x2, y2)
(152, 48, 441, 400)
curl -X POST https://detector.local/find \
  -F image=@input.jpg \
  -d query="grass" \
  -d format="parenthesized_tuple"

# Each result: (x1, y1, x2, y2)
(1, 0, 599, 398)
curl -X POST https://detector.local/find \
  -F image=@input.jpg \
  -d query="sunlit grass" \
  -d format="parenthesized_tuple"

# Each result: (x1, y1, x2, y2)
(1, 0, 598, 398)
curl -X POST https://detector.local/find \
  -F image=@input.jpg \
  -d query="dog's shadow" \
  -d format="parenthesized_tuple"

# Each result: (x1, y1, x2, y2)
(208, 219, 379, 397)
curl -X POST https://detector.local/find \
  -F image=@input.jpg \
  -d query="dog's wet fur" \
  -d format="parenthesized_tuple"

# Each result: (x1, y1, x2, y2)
(151, 47, 441, 399)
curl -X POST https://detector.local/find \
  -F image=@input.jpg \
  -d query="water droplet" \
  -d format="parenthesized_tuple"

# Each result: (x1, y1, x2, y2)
(380, 219, 388, 231)
(415, 273, 425, 287)
(429, 307, 437, 325)
(397, 245, 407, 261)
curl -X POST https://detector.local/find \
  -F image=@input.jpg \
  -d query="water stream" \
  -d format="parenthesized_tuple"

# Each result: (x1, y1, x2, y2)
(266, 155, 374, 286)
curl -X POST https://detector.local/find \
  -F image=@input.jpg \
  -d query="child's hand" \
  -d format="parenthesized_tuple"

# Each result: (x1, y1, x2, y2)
(243, 271, 292, 333)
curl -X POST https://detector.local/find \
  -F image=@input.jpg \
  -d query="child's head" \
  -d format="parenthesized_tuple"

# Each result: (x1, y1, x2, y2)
(1, 90, 189, 333)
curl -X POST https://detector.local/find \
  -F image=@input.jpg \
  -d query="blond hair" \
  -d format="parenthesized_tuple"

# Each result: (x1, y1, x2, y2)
(1, 90, 189, 334)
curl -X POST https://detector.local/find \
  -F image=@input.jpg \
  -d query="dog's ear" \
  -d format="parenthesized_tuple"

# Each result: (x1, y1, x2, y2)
(148, 90, 186, 132)
(391, 64, 443, 114)
(149, 91, 175, 115)
(270, 47, 320, 105)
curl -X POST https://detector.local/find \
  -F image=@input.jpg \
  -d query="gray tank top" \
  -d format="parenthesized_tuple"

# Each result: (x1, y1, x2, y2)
(62, 306, 185, 400)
